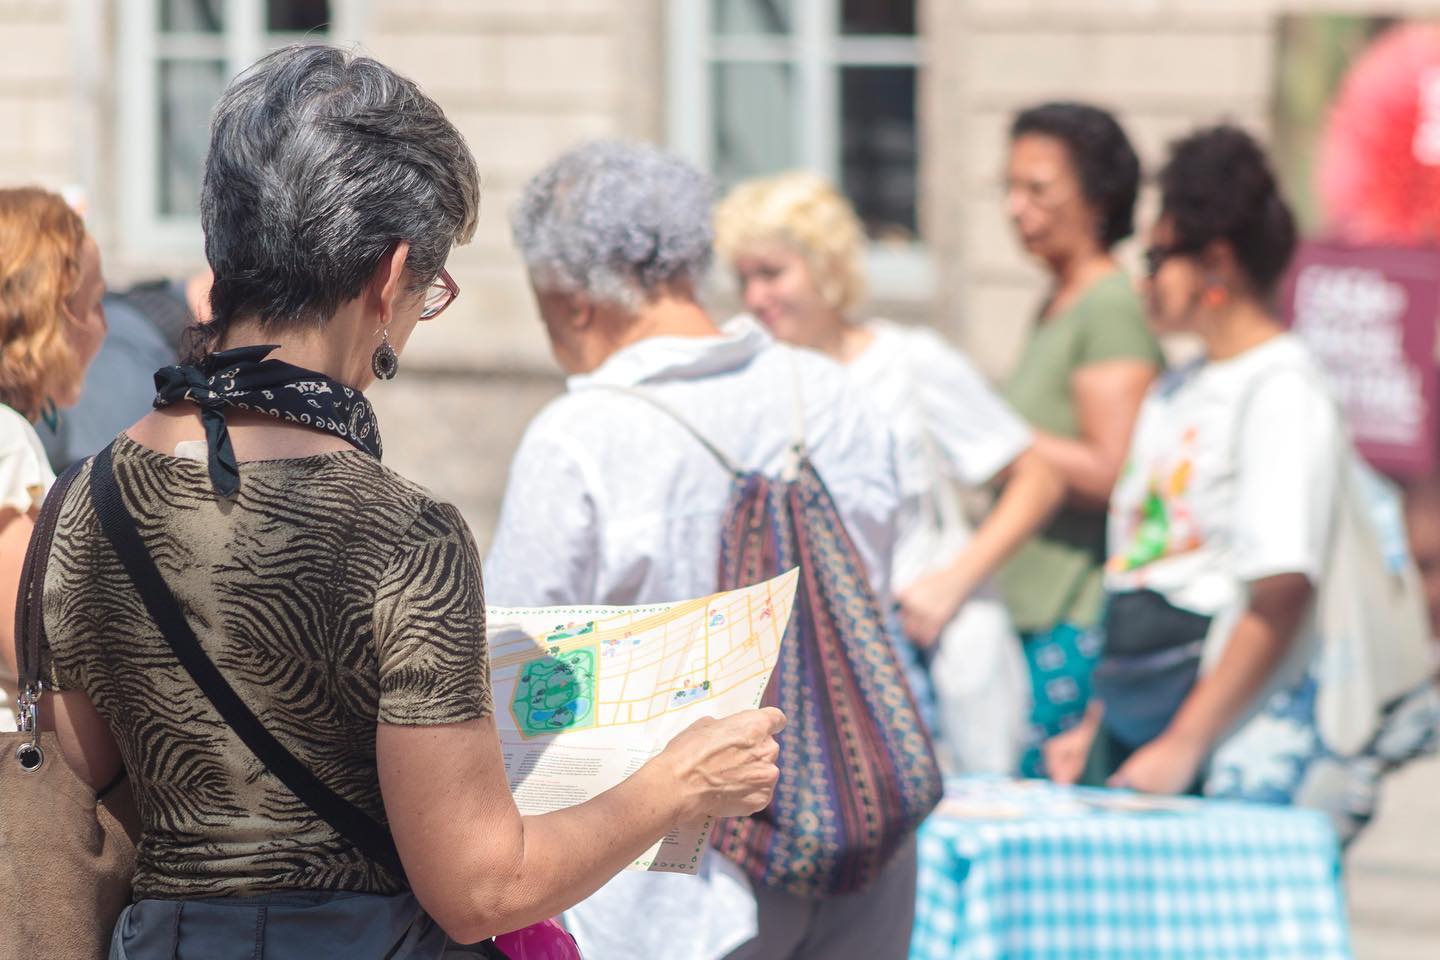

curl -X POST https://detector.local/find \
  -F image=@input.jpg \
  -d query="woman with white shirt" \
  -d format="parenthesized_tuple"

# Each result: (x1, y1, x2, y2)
(489, 143, 924, 960)
(714, 171, 1066, 774)
(1045, 126, 1345, 797)
(0, 187, 108, 731)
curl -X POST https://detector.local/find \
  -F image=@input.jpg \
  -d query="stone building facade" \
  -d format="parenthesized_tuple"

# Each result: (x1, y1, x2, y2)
(2, 0, 1436, 379)
(5, 12, 1440, 950)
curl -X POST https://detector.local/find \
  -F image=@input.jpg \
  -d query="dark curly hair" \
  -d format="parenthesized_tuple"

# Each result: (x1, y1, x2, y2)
(1158, 125, 1297, 296)
(1011, 102, 1140, 249)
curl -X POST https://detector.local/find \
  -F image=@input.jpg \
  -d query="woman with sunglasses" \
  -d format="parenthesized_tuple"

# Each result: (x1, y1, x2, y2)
(33, 45, 781, 957)
(1044, 125, 1339, 796)
(1000, 102, 1164, 776)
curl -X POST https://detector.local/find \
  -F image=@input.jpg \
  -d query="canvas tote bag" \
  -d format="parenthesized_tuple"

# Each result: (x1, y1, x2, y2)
(1219, 363, 1432, 755)
(1205, 362, 1434, 832)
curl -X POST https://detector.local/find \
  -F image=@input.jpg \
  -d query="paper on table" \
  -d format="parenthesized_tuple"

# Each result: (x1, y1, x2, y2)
(487, 568, 798, 875)
(935, 777, 1202, 821)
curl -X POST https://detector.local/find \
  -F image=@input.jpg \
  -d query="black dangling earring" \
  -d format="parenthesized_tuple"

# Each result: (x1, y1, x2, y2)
(371, 327, 398, 381)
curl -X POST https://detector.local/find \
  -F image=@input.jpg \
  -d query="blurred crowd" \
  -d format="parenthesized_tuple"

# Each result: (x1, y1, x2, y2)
(3, 42, 1439, 960)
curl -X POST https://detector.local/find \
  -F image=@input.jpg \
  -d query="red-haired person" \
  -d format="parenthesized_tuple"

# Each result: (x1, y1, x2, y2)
(0, 186, 107, 731)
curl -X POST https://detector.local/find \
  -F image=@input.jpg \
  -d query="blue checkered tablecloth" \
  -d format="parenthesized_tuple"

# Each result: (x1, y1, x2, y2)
(911, 778, 1351, 960)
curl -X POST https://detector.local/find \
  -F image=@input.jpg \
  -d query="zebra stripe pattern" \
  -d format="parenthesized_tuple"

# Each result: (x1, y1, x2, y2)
(43, 435, 491, 899)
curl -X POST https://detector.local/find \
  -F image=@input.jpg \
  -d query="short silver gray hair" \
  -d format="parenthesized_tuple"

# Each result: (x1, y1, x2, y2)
(511, 140, 714, 311)
(200, 43, 480, 342)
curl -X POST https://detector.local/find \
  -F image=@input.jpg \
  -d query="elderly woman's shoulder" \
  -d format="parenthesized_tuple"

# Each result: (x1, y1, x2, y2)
(519, 389, 611, 437)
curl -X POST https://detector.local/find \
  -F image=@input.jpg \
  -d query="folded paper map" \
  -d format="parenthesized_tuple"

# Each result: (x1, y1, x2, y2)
(487, 568, 798, 874)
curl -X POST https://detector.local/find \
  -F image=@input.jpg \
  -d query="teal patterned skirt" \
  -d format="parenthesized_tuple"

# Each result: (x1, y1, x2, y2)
(1018, 622, 1103, 778)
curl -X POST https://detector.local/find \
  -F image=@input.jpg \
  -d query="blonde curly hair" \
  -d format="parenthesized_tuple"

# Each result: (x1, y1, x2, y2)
(714, 171, 867, 316)
(0, 188, 85, 421)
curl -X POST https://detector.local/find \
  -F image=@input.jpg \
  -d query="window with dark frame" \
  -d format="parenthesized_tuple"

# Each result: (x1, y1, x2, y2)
(701, 0, 920, 244)
(152, 0, 331, 219)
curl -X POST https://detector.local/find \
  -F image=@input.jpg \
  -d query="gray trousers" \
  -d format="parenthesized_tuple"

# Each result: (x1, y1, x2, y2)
(721, 837, 918, 960)
(108, 890, 497, 959)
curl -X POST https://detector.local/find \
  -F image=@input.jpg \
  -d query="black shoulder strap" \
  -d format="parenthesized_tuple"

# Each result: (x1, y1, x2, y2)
(88, 442, 406, 880)
(14, 458, 87, 699)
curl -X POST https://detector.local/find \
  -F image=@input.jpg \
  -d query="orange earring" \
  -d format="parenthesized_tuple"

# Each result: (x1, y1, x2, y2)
(1202, 285, 1229, 309)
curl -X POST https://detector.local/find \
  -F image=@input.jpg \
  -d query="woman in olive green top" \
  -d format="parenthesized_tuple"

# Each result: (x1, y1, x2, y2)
(999, 102, 1163, 776)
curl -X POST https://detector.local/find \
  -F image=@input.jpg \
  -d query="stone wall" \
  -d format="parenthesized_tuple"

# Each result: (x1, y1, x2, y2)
(935, 0, 1440, 380)
(0, 0, 664, 379)
(364, 0, 665, 373)
(8, 0, 1440, 384)
(0, 0, 78, 194)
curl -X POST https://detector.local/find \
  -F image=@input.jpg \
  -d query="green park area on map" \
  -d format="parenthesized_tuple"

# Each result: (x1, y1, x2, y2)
(511, 645, 599, 738)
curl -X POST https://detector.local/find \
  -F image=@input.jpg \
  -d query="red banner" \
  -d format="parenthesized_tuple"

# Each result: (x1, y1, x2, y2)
(1280, 240, 1440, 479)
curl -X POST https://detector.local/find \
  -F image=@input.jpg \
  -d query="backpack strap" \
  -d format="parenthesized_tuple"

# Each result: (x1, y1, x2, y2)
(782, 350, 808, 481)
(87, 442, 407, 880)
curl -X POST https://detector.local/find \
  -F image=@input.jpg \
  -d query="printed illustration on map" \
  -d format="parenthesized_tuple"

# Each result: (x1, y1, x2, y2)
(487, 569, 798, 874)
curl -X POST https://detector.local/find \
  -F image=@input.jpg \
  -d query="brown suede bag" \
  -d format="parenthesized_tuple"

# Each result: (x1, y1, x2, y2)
(1, 461, 139, 960)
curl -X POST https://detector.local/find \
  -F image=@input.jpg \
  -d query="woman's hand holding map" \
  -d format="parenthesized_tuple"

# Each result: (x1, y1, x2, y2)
(656, 707, 786, 820)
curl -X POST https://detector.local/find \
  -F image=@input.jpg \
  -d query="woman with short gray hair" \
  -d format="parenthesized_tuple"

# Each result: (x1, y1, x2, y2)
(490, 140, 924, 960)
(35, 46, 781, 957)
(511, 139, 716, 311)
(509, 139, 722, 374)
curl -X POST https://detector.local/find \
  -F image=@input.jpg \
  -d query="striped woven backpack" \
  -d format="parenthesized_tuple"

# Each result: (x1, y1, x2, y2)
(615, 377, 942, 897)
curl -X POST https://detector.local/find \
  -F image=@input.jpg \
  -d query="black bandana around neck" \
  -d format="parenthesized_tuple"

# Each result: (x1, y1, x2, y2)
(153, 344, 383, 497)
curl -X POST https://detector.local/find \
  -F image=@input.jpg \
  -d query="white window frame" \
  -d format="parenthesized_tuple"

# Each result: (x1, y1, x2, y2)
(117, 0, 362, 256)
(667, 0, 934, 301)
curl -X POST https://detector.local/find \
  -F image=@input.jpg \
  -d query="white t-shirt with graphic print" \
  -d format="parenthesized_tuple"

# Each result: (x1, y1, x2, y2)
(1106, 333, 1342, 667)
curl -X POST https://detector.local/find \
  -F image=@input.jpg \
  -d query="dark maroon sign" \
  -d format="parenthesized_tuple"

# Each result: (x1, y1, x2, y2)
(1280, 240, 1440, 479)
